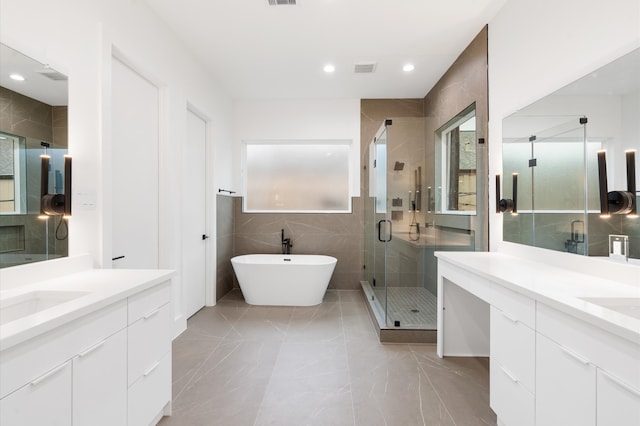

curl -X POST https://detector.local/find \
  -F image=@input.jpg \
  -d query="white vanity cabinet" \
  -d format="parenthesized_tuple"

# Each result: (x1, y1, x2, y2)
(535, 333, 596, 426)
(73, 328, 128, 426)
(127, 283, 172, 426)
(536, 302, 640, 426)
(0, 277, 173, 426)
(0, 360, 72, 425)
(489, 284, 536, 426)
(597, 369, 640, 425)
(0, 298, 127, 426)
(436, 252, 640, 426)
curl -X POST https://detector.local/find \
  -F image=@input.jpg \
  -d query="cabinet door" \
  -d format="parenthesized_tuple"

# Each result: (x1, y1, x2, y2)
(73, 328, 127, 426)
(536, 333, 596, 426)
(597, 369, 640, 426)
(0, 361, 72, 425)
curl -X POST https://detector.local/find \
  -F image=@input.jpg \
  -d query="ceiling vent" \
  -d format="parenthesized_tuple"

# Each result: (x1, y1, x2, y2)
(37, 69, 68, 81)
(354, 63, 377, 73)
(268, 0, 297, 5)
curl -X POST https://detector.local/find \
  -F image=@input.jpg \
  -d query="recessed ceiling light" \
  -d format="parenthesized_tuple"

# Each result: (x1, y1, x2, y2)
(323, 64, 335, 73)
(403, 64, 415, 72)
(9, 73, 25, 81)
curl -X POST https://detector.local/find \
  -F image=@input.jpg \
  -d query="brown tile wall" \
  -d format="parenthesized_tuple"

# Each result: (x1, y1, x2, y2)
(216, 194, 235, 301)
(232, 197, 363, 290)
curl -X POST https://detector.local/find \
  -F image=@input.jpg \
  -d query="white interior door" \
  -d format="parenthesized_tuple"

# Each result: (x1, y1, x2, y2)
(182, 109, 207, 317)
(111, 57, 159, 269)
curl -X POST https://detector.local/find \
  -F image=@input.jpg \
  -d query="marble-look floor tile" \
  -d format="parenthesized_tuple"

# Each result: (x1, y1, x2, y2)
(286, 303, 345, 342)
(170, 335, 224, 400)
(226, 306, 294, 341)
(339, 290, 365, 303)
(412, 348, 496, 426)
(272, 341, 349, 380)
(255, 372, 355, 426)
(341, 301, 378, 341)
(163, 339, 282, 426)
(161, 290, 495, 426)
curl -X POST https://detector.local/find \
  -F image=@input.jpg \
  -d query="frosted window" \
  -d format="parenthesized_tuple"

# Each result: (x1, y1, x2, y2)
(244, 142, 351, 212)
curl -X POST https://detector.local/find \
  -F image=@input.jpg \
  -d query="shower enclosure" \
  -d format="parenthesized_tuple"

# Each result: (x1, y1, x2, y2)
(362, 114, 481, 339)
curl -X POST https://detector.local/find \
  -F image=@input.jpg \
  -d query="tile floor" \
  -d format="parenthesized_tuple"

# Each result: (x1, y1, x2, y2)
(159, 289, 496, 426)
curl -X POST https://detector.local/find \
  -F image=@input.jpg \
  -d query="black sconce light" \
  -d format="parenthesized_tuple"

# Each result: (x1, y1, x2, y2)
(39, 150, 72, 219)
(597, 150, 636, 218)
(496, 173, 518, 214)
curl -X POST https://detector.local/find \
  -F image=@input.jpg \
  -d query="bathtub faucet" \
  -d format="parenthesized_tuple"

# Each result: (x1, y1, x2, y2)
(281, 229, 293, 255)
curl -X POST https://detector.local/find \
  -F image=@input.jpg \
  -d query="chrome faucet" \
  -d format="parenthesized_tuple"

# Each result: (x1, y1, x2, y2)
(281, 229, 293, 255)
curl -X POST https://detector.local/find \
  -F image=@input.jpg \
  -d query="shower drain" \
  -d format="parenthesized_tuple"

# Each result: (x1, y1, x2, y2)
(411, 309, 420, 313)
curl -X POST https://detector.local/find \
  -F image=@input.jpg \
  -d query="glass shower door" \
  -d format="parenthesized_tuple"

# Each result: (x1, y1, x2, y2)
(364, 118, 435, 331)
(372, 126, 389, 323)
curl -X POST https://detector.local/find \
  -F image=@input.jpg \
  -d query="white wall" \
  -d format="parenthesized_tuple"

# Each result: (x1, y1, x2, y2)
(233, 99, 361, 197)
(488, 0, 640, 253)
(1, 0, 234, 335)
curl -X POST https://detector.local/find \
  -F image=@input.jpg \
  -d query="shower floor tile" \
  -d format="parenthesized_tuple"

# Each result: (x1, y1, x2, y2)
(372, 286, 438, 328)
(159, 289, 495, 426)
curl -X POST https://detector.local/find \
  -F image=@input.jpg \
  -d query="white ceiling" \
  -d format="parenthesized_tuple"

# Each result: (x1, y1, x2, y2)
(144, 0, 507, 100)
(0, 44, 68, 106)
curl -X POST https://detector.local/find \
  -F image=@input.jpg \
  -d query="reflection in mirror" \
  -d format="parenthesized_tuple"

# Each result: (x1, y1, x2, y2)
(502, 48, 639, 259)
(435, 104, 476, 214)
(0, 44, 68, 268)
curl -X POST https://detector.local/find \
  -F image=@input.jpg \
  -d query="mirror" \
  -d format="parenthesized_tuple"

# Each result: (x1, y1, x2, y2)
(0, 43, 69, 268)
(435, 103, 477, 214)
(502, 48, 640, 259)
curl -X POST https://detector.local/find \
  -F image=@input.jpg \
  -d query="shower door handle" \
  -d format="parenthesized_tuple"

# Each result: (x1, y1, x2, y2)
(378, 219, 392, 242)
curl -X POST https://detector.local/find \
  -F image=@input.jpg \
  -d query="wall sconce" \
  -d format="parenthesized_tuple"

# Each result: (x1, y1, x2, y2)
(40, 154, 72, 219)
(495, 173, 518, 214)
(597, 150, 636, 218)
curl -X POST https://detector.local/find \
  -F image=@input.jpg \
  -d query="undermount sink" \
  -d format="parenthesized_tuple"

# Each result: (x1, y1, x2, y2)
(580, 297, 640, 320)
(0, 290, 90, 326)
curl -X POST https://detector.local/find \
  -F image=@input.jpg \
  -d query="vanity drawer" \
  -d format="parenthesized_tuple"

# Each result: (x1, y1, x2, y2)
(128, 281, 171, 325)
(128, 351, 171, 426)
(491, 283, 535, 328)
(537, 303, 640, 391)
(490, 306, 535, 393)
(490, 358, 534, 426)
(128, 302, 171, 386)
(0, 300, 127, 399)
(0, 360, 72, 426)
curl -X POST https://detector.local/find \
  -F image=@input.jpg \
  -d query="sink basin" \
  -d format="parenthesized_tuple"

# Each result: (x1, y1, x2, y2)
(580, 297, 640, 320)
(0, 290, 89, 326)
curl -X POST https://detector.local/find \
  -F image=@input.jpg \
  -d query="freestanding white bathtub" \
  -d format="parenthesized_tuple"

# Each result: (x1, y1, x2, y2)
(230, 254, 337, 306)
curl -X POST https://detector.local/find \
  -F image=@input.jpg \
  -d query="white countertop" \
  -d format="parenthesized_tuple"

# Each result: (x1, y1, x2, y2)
(0, 268, 174, 351)
(435, 251, 640, 344)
